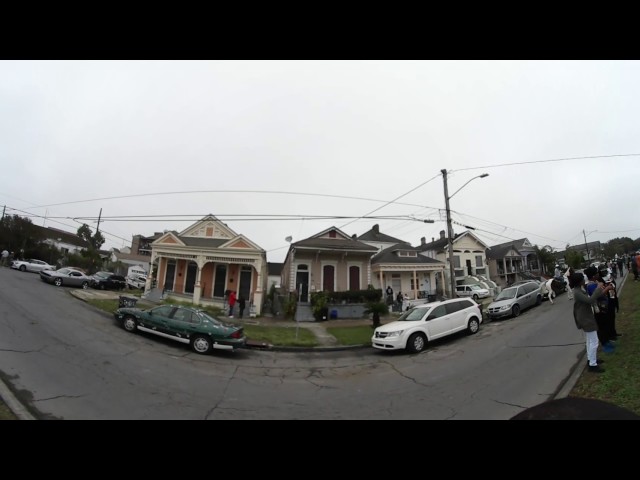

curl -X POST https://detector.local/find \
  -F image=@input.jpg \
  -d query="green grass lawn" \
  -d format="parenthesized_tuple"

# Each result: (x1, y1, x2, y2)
(243, 325, 318, 347)
(570, 276, 640, 415)
(0, 400, 17, 420)
(327, 326, 373, 346)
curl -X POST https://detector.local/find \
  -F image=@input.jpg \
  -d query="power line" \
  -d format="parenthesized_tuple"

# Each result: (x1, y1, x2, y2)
(453, 153, 640, 173)
(339, 173, 442, 229)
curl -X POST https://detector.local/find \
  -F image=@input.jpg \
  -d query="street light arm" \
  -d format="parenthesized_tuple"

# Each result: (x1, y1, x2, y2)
(448, 173, 489, 200)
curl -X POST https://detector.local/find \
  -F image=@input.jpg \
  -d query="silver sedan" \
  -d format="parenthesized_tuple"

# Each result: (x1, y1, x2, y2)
(39, 267, 92, 289)
(11, 259, 57, 273)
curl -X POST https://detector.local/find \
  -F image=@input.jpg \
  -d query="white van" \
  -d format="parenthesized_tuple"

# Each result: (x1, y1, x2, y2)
(372, 298, 483, 353)
(127, 266, 147, 277)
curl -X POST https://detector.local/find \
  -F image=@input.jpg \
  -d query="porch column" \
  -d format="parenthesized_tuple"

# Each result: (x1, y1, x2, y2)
(502, 258, 507, 277)
(192, 258, 203, 305)
(379, 270, 383, 290)
(143, 252, 157, 296)
(413, 270, 418, 300)
(253, 265, 264, 315)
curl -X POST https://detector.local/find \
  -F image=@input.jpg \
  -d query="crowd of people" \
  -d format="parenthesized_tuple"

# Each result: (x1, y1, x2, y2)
(570, 254, 640, 374)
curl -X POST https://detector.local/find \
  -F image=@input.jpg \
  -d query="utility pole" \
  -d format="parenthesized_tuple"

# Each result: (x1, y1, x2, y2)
(1, 205, 5, 222)
(441, 169, 456, 299)
(96, 208, 102, 235)
(583, 229, 590, 265)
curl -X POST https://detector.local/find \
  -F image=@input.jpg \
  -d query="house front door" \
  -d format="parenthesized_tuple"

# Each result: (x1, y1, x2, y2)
(295, 271, 309, 303)
(164, 261, 176, 291)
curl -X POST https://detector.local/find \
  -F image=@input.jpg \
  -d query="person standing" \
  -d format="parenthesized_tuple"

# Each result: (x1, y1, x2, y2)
(396, 291, 403, 312)
(385, 286, 394, 306)
(228, 290, 237, 317)
(238, 294, 246, 319)
(585, 267, 614, 353)
(570, 271, 613, 373)
(1, 249, 8, 267)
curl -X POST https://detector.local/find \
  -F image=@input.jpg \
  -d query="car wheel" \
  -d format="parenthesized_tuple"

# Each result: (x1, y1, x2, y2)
(54, 278, 63, 287)
(122, 315, 137, 333)
(472, 294, 478, 301)
(81, 281, 89, 290)
(467, 317, 480, 334)
(406, 332, 427, 353)
(19, 265, 26, 272)
(191, 335, 212, 354)
(512, 304, 521, 317)
(535, 295, 542, 306)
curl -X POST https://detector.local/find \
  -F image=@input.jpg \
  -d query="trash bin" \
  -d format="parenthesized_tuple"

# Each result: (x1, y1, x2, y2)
(119, 296, 138, 308)
(427, 294, 437, 303)
(330, 309, 338, 320)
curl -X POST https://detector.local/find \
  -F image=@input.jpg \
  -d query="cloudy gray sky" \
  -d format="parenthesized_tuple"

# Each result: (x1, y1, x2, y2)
(1, 60, 639, 262)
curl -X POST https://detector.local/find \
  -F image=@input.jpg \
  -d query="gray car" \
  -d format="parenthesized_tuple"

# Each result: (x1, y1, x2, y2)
(486, 281, 542, 319)
(39, 267, 92, 289)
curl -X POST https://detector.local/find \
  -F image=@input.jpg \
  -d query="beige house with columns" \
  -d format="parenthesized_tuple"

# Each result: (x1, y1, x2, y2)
(144, 215, 267, 314)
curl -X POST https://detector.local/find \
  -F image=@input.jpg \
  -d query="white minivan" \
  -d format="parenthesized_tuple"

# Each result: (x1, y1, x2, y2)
(456, 284, 490, 301)
(372, 298, 483, 353)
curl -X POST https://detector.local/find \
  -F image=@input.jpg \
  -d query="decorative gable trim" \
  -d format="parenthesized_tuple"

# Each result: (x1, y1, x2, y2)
(179, 215, 238, 240)
(154, 232, 185, 246)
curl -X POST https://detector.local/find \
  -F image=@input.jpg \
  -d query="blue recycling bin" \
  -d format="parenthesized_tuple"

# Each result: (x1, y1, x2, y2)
(330, 309, 338, 319)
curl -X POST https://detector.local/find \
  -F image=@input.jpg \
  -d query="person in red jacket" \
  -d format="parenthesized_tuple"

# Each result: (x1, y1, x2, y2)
(228, 290, 237, 317)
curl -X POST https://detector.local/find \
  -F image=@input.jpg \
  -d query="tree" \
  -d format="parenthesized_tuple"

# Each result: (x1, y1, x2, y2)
(565, 250, 583, 269)
(363, 301, 389, 329)
(76, 224, 105, 274)
(533, 245, 556, 275)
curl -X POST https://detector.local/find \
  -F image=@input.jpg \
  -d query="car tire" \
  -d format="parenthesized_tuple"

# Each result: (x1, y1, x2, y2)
(191, 335, 212, 354)
(81, 281, 89, 290)
(472, 294, 478, 301)
(122, 315, 138, 333)
(535, 295, 542, 306)
(467, 317, 480, 334)
(512, 304, 520, 317)
(406, 332, 427, 353)
(19, 265, 26, 272)
(54, 278, 63, 287)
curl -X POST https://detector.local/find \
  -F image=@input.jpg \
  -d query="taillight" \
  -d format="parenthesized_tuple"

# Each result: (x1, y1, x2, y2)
(231, 329, 243, 339)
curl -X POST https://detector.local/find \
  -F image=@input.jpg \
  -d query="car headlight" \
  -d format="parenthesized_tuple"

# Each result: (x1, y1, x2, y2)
(385, 330, 404, 338)
(500, 305, 510, 311)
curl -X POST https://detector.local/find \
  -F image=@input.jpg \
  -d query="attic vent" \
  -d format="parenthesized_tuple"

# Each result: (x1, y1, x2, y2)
(329, 230, 336, 238)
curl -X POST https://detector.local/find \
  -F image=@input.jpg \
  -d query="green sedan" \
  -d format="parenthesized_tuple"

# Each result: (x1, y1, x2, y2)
(113, 305, 246, 354)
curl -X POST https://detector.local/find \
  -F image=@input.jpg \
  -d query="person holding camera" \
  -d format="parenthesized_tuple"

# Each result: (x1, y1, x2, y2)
(570, 270, 614, 373)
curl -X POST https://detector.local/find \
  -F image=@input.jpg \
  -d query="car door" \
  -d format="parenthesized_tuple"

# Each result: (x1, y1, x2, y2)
(142, 306, 175, 334)
(166, 308, 195, 339)
(424, 304, 450, 339)
(444, 300, 468, 335)
(67, 270, 85, 286)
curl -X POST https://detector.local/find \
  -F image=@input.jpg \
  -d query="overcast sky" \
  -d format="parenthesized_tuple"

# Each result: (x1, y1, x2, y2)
(1, 60, 639, 262)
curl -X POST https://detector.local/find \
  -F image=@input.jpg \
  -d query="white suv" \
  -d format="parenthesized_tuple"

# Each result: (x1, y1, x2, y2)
(372, 298, 483, 353)
(456, 284, 490, 301)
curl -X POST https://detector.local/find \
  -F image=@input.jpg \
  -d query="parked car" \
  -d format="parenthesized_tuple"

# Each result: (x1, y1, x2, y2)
(113, 304, 246, 354)
(486, 281, 542, 320)
(91, 271, 127, 290)
(39, 267, 92, 289)
(371, 298, 483, 353)
(11, 258, 56, 273)
(126, 274, 147, 290)
(456, 284, 490, 301)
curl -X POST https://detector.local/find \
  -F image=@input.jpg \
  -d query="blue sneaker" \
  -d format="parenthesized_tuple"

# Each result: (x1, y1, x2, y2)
(602, 344, 615, 353)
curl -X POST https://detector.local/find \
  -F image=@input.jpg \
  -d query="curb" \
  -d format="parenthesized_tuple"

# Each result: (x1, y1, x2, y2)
(0, 377, 35, 420)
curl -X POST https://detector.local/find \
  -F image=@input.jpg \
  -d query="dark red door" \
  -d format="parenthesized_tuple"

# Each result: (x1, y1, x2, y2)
(349, 266, 360, 290)
(323, 265, 335, 292)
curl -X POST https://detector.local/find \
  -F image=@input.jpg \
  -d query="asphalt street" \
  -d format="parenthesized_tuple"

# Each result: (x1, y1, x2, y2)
(0, 267, 593, 419)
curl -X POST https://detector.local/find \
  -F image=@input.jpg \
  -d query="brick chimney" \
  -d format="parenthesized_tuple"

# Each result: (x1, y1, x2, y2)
(373, 224, 379, 233)
(421, 237, 426, 245)
(440, 230, 446, 240)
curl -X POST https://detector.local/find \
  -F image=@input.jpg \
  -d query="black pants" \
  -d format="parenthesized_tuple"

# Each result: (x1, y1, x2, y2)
(594, 311, 612, 346)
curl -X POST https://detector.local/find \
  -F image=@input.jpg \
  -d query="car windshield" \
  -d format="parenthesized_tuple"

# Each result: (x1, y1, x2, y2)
(397, 307, 430, 321)
(94, 272, 111, 279)
(469, 285, 483, 290)
(495, 288, 517, 300)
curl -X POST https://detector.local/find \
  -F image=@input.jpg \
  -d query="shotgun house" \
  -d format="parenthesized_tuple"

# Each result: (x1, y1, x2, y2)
(358, 224, 445, 300)
(281, 226, 378, 303)
(144, 215, 267, 315)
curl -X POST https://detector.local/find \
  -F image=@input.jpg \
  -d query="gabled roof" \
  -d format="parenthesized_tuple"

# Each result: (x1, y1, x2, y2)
(417, 230, 489, 252)
(372, 244, 445, 265)
(290, 226, 377, 253)
(486, 243, 523, 260)
(358, 224, 410, 245)
(267, 262, 284, 276)
(33, 225, 89, 248)
(489, 238, 534, 252)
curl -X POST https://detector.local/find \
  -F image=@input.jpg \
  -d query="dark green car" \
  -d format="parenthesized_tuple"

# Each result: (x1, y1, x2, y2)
(113, 305, 246, 354)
